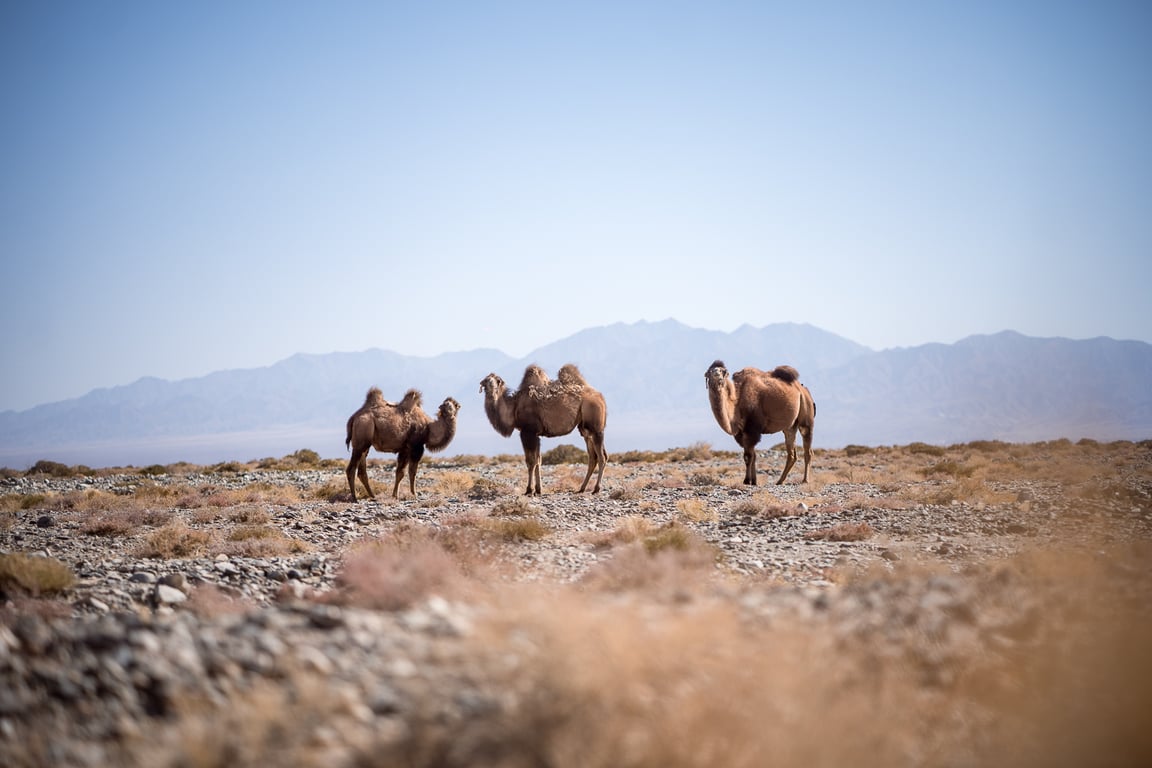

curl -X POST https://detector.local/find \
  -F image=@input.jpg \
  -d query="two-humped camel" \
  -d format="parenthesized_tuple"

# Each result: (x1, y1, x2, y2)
(345, 387, 460, 500)
(479, 364, 608, 495)
(705, 360, 815, 485)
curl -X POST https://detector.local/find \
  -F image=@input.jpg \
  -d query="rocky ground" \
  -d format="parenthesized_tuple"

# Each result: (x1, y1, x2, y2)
(2, 440, 1151, 767)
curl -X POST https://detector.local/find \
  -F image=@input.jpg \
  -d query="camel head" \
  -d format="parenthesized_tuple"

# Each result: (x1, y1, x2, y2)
(705, 360, 730, 390)
(438, 397, 461, 420)
(479, 373, 505, 395)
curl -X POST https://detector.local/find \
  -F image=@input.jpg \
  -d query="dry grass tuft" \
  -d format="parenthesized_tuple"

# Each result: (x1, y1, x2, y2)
(0, 552, 76, 596)
(490, 496, 536, 517)
(215, 525, 310, 558)
(805, 521, 874, 541)
(134, 521, 214, 559)
(467, 476, 510, 500)
(676, 497, 716, 523)
(185, 584, 255, 618)
(483, 516, 551, 543)
(332, 531, 466, 611)
(81, 508, 172, 537)
(730, 497, 799, 519)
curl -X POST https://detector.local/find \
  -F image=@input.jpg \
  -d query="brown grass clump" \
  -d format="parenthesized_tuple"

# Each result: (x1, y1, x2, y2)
(134, 521, 214, 559)
(729, 497, 799, 519)
(185, 584, 256, 618)
(0, 552, 76, 596)
(676, 497, 716, 523)
(215, 525, 310, 558)
(490, 496, 536, 517)
(81, 508, 172, 537)
(0, 493, 48, 512)
(331, 532, 466, 611)
(805, 521, 874, 542)
(465, 476, 509, 500)
(483, 517, 551, 543)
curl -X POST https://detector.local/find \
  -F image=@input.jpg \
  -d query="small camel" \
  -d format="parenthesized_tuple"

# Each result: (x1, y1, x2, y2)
(705, 360, 815, 485)
(345, 387, 460, 500)
(479, 364, 608, 495)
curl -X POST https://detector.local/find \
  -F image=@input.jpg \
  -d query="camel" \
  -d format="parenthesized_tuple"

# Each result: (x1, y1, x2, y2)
(344, 387, 460, 500)
(705, 360, 815, 486)
(479, 363, 608, 495)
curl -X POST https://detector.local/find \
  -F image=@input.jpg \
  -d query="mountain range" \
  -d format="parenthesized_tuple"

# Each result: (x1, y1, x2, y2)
(2, 319, 1150, 468)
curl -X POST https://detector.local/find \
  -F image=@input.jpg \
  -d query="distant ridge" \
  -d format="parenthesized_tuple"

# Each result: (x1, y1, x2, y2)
(1, 320, 1149, 468)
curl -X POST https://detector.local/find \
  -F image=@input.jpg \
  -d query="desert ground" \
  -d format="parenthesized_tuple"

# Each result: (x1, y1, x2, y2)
(2, 439, 1151, 767)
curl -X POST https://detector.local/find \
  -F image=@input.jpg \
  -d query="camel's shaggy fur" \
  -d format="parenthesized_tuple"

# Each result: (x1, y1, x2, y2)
(705, 360, 815, 485)
(344, 387, 460, 500)
(479, 364, 608, 495)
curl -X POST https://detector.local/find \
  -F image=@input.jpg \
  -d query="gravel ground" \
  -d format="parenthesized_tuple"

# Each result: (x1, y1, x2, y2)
(2, 442, 1151, 767)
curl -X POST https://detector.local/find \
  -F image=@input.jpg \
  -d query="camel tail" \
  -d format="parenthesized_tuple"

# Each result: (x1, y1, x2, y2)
(771, 365, 800, 384)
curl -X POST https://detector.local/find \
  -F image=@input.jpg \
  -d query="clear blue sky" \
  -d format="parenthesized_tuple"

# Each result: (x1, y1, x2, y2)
(2, 1, 1150, 412)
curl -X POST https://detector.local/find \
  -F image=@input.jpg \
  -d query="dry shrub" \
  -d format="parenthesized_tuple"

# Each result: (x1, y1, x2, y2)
(203, 482, 302, 508)
(491, 496, 536, 517)
(134, 521, 213, 559)
(730, 497, 797, 519)
(144, 673, 361, 768)
(428, 470, 476, 497)
(805, 521, 874, 542)
(483, 517, 551, 543)
(215, 525, 309, 558)
(185, 584, 255, 618)
(371, 591, 880, 768)
(604, 514, 655, 546)
(366, 543, 1152, 768)
(642, 521, 709, 555)
(921, 460, 976, 478)
(0, 552, 75, 596)
(467, 476, 509, 500)
(227, 505, 272, 525)
(687, 469, 723, 487)
(309, 480, 348, 503)
(1, 493, 48, 512)
(608, 481, 644, 501)
(332, 532, 466, 611)
(581, 540, 715, 595)
(82, 508, 172, 537)
(676, 497, 716, 523)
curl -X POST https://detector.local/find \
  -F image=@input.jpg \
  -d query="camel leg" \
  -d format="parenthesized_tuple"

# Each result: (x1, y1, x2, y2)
(577, 430, 607, 493)
(799, 425, 813, 483)
(740, 433, 759, 485)
(346, 453, 359, 501)
(350, 449, 374, 500)
(407, 443, 425, 498)
(777, 429, 798, 485)
(520, 431, 542, 495)
(392, 450, 408, 499)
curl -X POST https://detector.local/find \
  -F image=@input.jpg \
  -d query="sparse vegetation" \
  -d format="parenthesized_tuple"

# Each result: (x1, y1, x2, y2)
(0, 552, 75, 596)
(1, 440, 1150, 768)
(805, 521, 874, 541)
(135, 521, 214, 559)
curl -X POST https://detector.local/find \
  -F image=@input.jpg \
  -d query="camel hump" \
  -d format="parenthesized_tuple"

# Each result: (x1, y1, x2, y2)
(397, 389, 423, 410)
(557, 364, 587, 386)
(519, 364, 551, 391)
(364, 387, 388, 406)
(770, 365, 800, 384)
